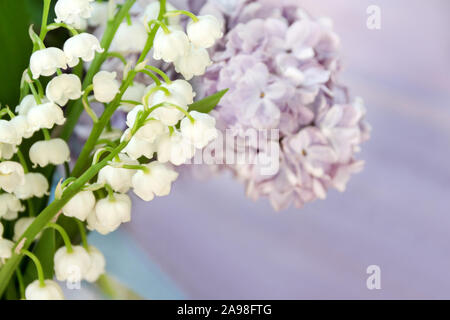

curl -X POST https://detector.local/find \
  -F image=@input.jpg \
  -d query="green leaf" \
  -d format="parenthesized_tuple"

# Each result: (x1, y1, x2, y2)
(0, 0, 33, 107)
(188, 89, 228, 114)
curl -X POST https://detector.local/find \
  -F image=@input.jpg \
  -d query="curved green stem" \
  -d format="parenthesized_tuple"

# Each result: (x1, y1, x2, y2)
(104, 184, 115, 201)
(165, 10, 199, 22)
(121, 164, 149, 173)
(76, 220, 89, 250)
(15, 269, 25, 299)
(46, 22, 79, 36)
(143, 86, 170, 106)
(106, 52, 128, 66)
(22, 250, 45, 288)
(136, 69, 161, 85)
(148, 19, 170, 34)
(47, 223, 73, 253)
(39, 0, 51, 40)
(145, 65, 171, 84)
(82, 84, 99, 123)
(42, 128, 51, 141)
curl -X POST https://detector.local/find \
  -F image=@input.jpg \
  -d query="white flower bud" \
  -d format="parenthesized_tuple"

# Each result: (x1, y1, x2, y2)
(187, 15, 223, 48)
(55, 0, 94, 29)
(63, 33, 103, 67)
(132, 161, 178, 201)
(84, 246, 105, 282)
(98, 154, 138, 193)
(0, 238, 14, 260)
(0, 161, 25, 193)
(110, 22, 147, 54)
(153, 26, 190, 63)
(13, 172, 49, 200)
(25, 280, 64, 300)
(62, 190, 96, 221)
(0, 194, 25, 220)
(156, 131, 195, 166)
(150, 92, 188, 126)
(10, 115, 35, 140)
(29, 138, 70, 167)
(164, 80, 196, 105)
(46, 74, 83, 106)
(87, 2, 108, 27)
(180, 111, 218, 149)
(30, 47, 67, 79)
(13, 217, 42, 242)
(27, 102, 66, 131)
(0, 143, 17, 160)
(142, 2, 179, 26)
(174, 44, 212, 80)
(54, 245, 91, 282)
(93, 71, 119, 103)
(87, 193, 131, 234)
(16, 95, 48, 115)
(0, 119, 20, 145)
(121, 132, 156, 160)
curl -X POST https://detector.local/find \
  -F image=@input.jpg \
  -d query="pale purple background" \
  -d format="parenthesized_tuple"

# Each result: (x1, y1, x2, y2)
(95, 0, 450, 299)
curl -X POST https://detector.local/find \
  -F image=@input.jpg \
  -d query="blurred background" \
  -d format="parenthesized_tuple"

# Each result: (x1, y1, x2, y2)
(2, 0, 450, 299)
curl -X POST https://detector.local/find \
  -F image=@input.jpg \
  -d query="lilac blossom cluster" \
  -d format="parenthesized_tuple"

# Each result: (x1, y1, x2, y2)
(192, 0, 371, 210)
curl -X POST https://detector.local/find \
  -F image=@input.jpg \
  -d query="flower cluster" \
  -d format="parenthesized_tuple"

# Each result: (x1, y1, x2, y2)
(0, 0, 223, 300)
(191, 0, 371, 210)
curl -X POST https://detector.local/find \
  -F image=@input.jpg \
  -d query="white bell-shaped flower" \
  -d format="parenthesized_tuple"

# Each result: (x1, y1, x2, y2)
(15, 95, 49, 115)
(63, 33, 103, 67)
(180, 111, 218, 149)
(149, 92, 188, 126)
(93, 71, 119, 103)
(126, 107, 167, 142)
(27, 102, 65, 131)
(98, 154, 138, 193)
(55, 0, 94, 29)
(87, 2, 108, 27)
(0, 238, 14, 260)
(156, 131, 195, 166)
(164, 80, 196, 105)
(13, 217, 42, 242)
(87, 193, 131, 235)
(174, 44, 212, 80)
(0, 119, 20, 145)
(54, 245, 91, 282)
(13, 172, 49, 200)
(62, 190, 96, 221)
(30, 47, 67, 79)
(153, 26, 190, 63)
(119, 83, 146, 112)
(29, 138, 70, 167)
(0, 161, 25, 193)
(25, 280, 64, 300)
(187, 15, 223, 49)
(0, 143, 17, 160)
(84, 246, 105, 282)
(10, 115, 35, 140)
(0, 194, 25, 220)
(121, 133, 156, 160)
(110, 22, 147, 54)
(46, 74, 83, 106)
(142, 1, 179, 26)
(131, 161, 178, 201)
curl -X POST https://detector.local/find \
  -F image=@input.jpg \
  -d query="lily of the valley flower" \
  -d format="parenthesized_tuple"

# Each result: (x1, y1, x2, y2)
(131, 161, 178, 201)
(174, 44, 212, 80)
(55, 0, 94, 29)
(110, 22, 147, 54)
(156, 131, 195, 166)
(84, 246, 105, 282)
(87, 193, 131, 235)
(62, 190, 96, 221)
(119, 82, 146, 112)
(27, 102, 66, 131)
(13, 172, 49, 200)
(10, 115, 35, 140)
(13, 217, 41, 242)
(29, 138, 70, 167)
(46, 74, 83, 106)
(54, 245, 91, 282)
(93, 71, 119, 103)
(30, 47, 67, 79)
(0, 161, 25, 193)
(97, 154, 138, 193)
(25, 280, 64, 300)
(121, 130, 156, 160)
(63, 33, 103, 67)
(0, 238, 14, 261)
(0, 119, 20, 146)
(153, 26, 190, 63)
(186, 15, 223, 49)
(142, 2, 179, 26)
(0, 194, 25, 220)
(180, 111, 218, 149)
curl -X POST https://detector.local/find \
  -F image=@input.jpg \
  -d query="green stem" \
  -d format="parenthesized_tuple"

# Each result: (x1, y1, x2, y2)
(143, 86, 170, 106)
(136, 69, 161, 85)
(15, 269, 25, 300)
(148, 19, 170, 34)
(22, 250, 45, 287)
(145, 65, 171, 84)
(28, 81, 42, 105)
(82, 85, 99, 123)
(121, 164, 149, 173)
(165, 10, 199, 22)
(16, 150, 28, 173)
(46, 22, 79, 37)
(76, 220, 89, 250)
(47, 223, 73, 253)
(106, 52, 128, 66)
(42, 128, 51, 140)
(104, 184, 115, 201)
(39, 0, 51, 40)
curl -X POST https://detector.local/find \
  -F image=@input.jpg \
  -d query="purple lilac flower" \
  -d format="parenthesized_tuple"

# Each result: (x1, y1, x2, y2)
(190, 0, 371, 210)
